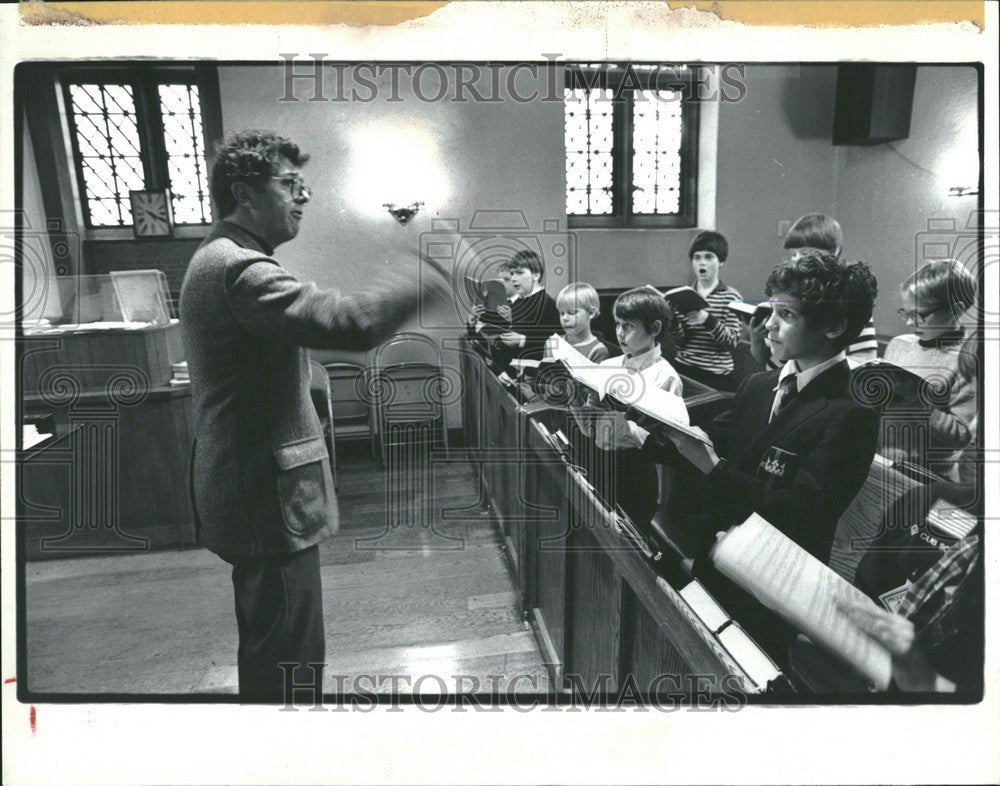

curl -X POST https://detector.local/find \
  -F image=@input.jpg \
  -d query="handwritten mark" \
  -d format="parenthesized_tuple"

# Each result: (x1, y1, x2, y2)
(30, 705, 37, 734)
(3, 677, 16, 684)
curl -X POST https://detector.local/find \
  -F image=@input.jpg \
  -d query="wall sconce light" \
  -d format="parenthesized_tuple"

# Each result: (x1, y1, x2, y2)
(383, 201, 424, 224)
(948, 186, 979, 197)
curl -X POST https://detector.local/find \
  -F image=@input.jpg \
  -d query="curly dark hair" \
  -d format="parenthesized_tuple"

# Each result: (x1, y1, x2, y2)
(209, 130, 310, 217)
(765, 250, 878, 350)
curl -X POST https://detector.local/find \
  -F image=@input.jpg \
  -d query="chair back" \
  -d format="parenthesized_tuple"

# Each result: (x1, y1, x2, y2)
(309, 359, 331, 402)
(370, 332, 450, 461)
(373, 332, 442, 369)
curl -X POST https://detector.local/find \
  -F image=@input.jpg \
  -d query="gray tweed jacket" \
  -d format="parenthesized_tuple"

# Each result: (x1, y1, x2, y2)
(180, 220, 422, 562)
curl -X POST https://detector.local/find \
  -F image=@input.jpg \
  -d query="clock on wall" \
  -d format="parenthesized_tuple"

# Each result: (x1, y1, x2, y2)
(129, 189, 174, 238)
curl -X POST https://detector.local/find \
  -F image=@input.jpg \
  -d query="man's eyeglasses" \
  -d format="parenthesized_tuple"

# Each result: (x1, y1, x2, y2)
(270, 174, 310, 200)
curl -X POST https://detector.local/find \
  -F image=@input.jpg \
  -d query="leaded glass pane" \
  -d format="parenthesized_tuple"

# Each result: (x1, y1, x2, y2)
(69, 83, 145, 226)
(631, 89, 683, 215)
(159, 83, 211, 224)
(87, 199, 119, 226)
(564, 87, 614, 215)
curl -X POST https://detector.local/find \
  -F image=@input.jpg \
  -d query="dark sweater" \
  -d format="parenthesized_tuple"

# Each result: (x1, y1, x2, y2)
(493, 288, 561, 369)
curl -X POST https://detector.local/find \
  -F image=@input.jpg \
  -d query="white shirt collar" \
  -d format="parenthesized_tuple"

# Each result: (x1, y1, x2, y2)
(623, 344, 663, 373)
(776, 350, 846, 393)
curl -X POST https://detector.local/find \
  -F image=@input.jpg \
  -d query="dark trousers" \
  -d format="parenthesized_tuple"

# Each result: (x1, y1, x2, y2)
(231, 544, 325, 702)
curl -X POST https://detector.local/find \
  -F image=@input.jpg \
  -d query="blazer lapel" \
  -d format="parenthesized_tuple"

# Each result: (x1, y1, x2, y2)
(739, 394, 827, 463)
(748, 372, 779, 435)
(735, 361, 849, 465)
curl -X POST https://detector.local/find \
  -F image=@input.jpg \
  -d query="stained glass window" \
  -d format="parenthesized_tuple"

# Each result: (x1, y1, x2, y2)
(68, 84, 145, 227)
(631, 89, 683, 215)
(564, 65, 697, 228)
(564, 88, 615, 215)
(66, 77, 211, 228)
(158, 84, 211, 224)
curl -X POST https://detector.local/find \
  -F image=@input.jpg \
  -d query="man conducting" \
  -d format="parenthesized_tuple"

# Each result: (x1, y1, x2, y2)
(181, 130, 450, 701)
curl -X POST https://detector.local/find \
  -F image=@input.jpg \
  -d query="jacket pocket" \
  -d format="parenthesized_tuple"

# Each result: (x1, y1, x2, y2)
(273, 436, 332, 537)
(755, 445, 799, 489)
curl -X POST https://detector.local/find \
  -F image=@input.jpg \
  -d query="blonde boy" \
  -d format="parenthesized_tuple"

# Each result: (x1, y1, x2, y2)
(550, 282, 610, 363)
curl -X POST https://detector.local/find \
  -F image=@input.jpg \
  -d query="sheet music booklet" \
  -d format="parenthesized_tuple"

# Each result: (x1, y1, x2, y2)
(662, 285, 710, 313)
(464, 275, 509, 311)
(710, 513, 893, 690)
(852, 359, 928, 411)
(727, 300, 773, 322)
(547, 335, 712, 445)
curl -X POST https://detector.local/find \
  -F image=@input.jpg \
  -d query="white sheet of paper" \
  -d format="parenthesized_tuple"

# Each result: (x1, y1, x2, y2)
(711, 513, 892, 690)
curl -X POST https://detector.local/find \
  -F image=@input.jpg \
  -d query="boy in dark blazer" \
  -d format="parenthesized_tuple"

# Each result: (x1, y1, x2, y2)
(642, 250, 881, 661)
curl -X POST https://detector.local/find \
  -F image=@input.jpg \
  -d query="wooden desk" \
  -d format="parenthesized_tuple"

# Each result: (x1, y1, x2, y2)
(21, 321, 184, 394)
(20, 384, 196, 560)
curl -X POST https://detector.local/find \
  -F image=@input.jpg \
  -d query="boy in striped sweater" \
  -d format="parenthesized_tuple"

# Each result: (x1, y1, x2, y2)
(665, 230, 743, 391)
(750, 214, 878, 370)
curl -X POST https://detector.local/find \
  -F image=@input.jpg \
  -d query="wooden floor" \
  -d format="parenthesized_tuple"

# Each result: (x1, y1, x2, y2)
(23, 441, 548, 696)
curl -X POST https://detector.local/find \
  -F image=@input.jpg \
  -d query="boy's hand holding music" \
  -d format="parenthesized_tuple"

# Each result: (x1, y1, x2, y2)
(496, 304, 512, 322)
(665, 426, 720, 474)
(593, 411, 636, 450)
(834, 594, 946, 692)
(467, 303, 485, 325)
(569, 389, 602, 436)
(748, 310, 770, 365)
(499, 331, 526, 347)
(570, 387, 600, 409)
(684, 309, 710, 326)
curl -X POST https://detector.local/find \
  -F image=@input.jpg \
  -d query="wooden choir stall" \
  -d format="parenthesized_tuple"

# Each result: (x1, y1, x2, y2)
(460, 335, 930, 698)
(459, 337, 790, 697)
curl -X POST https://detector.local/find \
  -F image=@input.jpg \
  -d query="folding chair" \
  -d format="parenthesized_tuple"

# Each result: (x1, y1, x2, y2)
(370, 332, 451, 466)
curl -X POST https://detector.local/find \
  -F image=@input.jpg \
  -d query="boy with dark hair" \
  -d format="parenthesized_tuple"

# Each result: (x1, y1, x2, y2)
(782, 212, 843, 254)
(575, 286, 683, 533)
(665, 230, 743, 391)
(643, 250, 881, 660)
(495, 249, 561, 367)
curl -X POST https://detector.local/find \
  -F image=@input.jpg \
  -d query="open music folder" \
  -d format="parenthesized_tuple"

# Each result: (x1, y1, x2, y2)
(710, 513, 893, 690)
(547, 334, 712, 444)
(727, 300, 773, 322)
(661, 285, 710, 313)
(463, 275, 509, 311)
